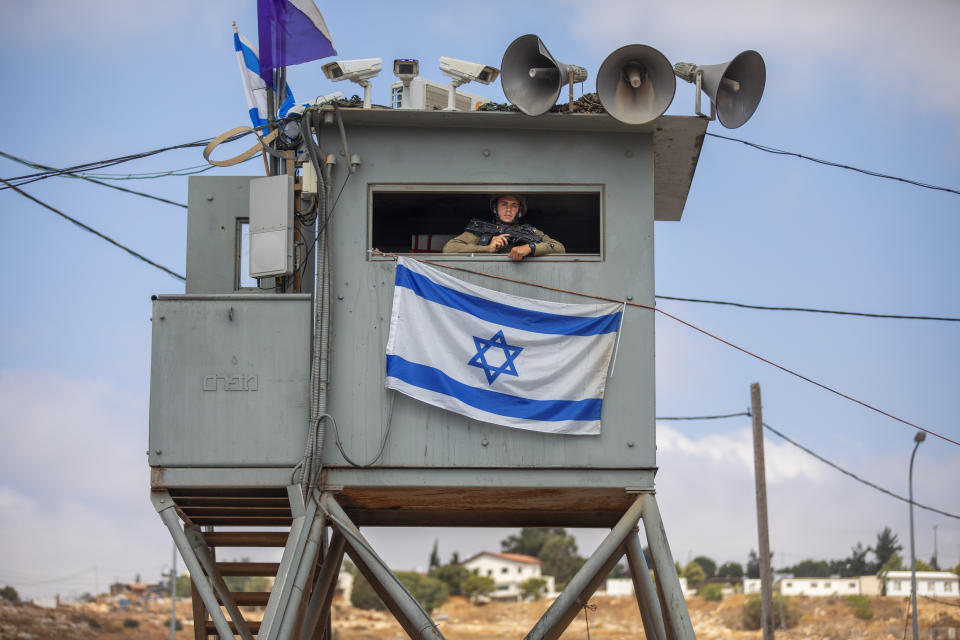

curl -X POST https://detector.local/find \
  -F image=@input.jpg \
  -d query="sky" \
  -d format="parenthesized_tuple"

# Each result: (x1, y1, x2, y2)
(0, 0, 958, 601)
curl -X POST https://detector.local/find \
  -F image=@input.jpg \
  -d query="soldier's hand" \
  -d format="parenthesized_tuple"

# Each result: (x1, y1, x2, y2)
(488, 234, 510, 252)
(509, 244, 533, 261)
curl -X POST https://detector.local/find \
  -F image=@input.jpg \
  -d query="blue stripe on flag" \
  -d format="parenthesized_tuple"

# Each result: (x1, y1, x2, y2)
(386, 355, 602, 421)
(395, 263, 621, 336)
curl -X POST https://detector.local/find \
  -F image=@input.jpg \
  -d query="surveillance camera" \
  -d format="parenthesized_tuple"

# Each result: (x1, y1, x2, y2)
(393, 58, 419, 84)
(439, 57, 500, 85)
(321, 58, 383, 83)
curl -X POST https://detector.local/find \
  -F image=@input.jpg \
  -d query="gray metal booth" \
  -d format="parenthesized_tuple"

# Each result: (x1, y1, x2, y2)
(149, 109, 706, 640)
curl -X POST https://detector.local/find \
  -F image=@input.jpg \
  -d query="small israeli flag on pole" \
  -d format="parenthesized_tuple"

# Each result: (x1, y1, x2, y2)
(233, 22, 295, 129)
(385, 258, 622, 435)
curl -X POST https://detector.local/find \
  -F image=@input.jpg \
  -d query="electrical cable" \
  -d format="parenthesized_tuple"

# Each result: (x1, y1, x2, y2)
(0, 150, 187, 208)
(655, 295, 960, 323)
(706, 132, 960, 197)
(373, 252, 959, 448)
(657, 412, 750, 421)
(0, 130, 257, 190)
(761, 420, 960, 520)
(0, 177, 185, 281)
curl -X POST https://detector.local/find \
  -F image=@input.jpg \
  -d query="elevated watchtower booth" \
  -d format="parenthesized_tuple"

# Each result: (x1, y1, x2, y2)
(149, 108, 706, 639)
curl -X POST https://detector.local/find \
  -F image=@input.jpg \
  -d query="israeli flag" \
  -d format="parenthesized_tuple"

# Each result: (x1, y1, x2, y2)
(233, 25, 295, 129)
(385, 257, 623, 435)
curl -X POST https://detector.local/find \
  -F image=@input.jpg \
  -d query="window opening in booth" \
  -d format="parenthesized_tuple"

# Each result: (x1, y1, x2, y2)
(370, 189, 602, 256)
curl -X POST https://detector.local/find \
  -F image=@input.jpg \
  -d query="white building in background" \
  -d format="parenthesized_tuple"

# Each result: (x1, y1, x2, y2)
(605, 576, 691, 598)
(779, 577, 860, 596)
(882, 571, 959, 598)
(462, 552, 555, 601)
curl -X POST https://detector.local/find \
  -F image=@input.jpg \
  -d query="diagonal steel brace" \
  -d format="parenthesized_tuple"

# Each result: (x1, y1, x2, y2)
(183, 525, 255, 640)
(320, 492, 444, 640)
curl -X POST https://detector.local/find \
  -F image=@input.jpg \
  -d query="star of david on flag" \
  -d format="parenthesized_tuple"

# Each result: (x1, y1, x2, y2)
(384, 257, 623, 435)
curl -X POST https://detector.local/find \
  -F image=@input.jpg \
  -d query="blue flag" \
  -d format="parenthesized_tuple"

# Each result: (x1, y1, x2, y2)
(258, 0, 337, 88)
(385, 258, 623, 435)
(234, 25, 295, 128)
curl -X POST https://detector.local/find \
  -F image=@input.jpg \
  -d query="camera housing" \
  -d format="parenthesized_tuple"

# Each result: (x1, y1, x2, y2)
(393, 58, 419, 84)
(321, 58, 383, 108)
(439, 57, 499, 85)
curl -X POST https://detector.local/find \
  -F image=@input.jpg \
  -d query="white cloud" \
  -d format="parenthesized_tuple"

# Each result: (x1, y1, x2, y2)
(562, 0, 960, 117)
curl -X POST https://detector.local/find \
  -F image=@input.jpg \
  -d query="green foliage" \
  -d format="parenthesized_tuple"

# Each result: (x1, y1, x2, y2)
(0, 585, 19, 602)
(539, 535, 585, 590)
(607, 563, 628, 579)
(871, 527, 903, 573)
(880, 552, 904, 574)
(462, 574, 495, 602)
(519, 577, 547, 601)
(952, 562, 960, 579)
(221, 558, 269, 592)
(700, 584, 723, 601)
(431, 564, 469, 597)
(397, 572, 449, 613)
(692, 556, 717, 578)
(500, 528, 567, 557)
(846, 595, 873, 620)
(841, 543, 871, 577)
(122, 618, 140, 628)
(174, 573, 191, 596)
(717, 562, 744, 579)
(682, 561, 706, 589)
(350, 571, 449, 613)
(428, 540, 441, 572)
(349, 571, 385, 611)
(164, 618, 184, 631)
(914, 558, 934, 572)
(741, 595, 800, 630)
(789, 559, 831, 578)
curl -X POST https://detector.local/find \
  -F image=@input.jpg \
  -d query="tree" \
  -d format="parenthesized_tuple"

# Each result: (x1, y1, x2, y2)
(539, 535, 585, 590)
(519, 578, 547, 601)
(428, 540, 441, 572)
(914, 558, 934, 572)
(836, 543, 870, 577)
(789, 559, 831, 578)
(175, 573, 192, 596)
(397, 572, 449, 613)
(431, 564, 469, 597)
(692, 556, 717, 579)
(500, 528, 567, 557)
(462, 574, 495, 602)
(746, 549, 774, 579)
(870, 527, 902, 573)
(928, 554, 940, 571)
(0, 585, 19, 603)
(879, 552, 904, 574)
(607, 563, 628, 579)
(682, 561, 706, 590)
(717, 562, 744, 579)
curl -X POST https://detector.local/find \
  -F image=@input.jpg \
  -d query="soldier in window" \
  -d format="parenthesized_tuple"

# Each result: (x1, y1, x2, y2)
(443, 194, 565, 260)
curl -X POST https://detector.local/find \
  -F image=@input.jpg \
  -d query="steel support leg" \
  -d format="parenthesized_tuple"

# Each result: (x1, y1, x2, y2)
(151, 491, 235, 640)
(320, 492, 444, 640)
(626, 529, 667, 640)
(525, 495, 644, 640)
(277, 494, 327, 640)
(261, 486, 325, 640)
(641, 493, 695, 640)
(299, 529, 346, 640)
(183, 525, 255, 640)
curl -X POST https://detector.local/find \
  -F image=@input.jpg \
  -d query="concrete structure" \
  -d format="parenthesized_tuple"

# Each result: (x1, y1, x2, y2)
(150, 106, 708, 639)
(883, 571, 959, 598)
(462, 552, 555, 601)
(778, 576, 860, 597)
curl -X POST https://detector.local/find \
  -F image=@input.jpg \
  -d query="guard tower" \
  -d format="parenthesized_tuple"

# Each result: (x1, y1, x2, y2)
(149, 106, 707, 639)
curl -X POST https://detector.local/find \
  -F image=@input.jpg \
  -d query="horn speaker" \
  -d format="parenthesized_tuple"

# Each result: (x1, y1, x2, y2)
(692, 50, 765, 129)
(501, 34, 588, 116)
(597, 44, 676, 125)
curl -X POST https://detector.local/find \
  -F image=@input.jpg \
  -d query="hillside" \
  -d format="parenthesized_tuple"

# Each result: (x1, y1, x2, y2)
(2, 593, 958, 639)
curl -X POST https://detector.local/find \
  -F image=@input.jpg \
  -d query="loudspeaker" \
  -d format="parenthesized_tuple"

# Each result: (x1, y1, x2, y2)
(675, 50, 765, 128)
(698, 50, 765, 128)
(597, 44, 676, 125)
(501, 34, 588, 116)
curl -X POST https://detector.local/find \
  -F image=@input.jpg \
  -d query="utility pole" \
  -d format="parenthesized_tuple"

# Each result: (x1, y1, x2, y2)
(751, 382, 775, 640)
(170, 541, 177, 640)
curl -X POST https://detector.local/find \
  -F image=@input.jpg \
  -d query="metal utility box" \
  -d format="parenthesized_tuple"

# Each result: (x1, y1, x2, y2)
(148, 294, 311, 467)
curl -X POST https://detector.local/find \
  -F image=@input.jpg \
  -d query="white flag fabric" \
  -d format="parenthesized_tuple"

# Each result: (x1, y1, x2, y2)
(233, 26, 294, 129)
(385, 257, 622, 435)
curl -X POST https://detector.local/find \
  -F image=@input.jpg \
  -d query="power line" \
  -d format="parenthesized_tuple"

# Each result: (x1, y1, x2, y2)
(0, 130, 256, 190)
(706, 132, 960, 197)
(655, 295, 960, 323)
(0, 177, 185, 281)
(654, 411, 959, 520)
(761, 420, 960, 521)
(0, 150, 187, 209)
